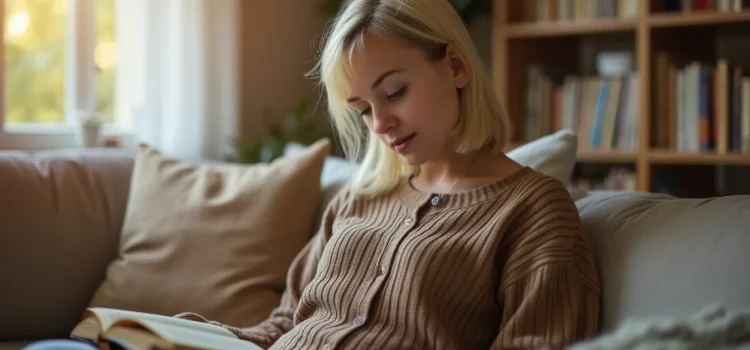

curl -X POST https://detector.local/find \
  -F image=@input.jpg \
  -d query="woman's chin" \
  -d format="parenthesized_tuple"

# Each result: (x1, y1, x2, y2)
(398, 153, 428, 167)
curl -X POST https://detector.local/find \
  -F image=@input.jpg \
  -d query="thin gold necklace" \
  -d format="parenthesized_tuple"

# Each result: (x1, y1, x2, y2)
(429, 152, 480, 207)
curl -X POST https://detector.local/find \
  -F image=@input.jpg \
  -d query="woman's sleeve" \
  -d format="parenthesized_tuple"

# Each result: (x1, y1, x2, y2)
(175, 188, 348, 349)
(489, 180, 601, 350)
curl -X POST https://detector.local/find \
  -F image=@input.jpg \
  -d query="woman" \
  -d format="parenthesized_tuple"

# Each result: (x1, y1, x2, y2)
(184, 0, 600, 348)
(25, 1, 599, 349)
(177, 1, 601, 349)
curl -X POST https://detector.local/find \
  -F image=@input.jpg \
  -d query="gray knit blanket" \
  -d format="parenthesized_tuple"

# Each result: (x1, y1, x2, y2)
(567, 305, 750, 350)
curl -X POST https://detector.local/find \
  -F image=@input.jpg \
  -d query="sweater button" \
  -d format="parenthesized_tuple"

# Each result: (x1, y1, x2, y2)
(323, 344, 331, 350)
(430, 195, 441, 206)
(403, 217, 413, 227)
(353, 316, 364, 326)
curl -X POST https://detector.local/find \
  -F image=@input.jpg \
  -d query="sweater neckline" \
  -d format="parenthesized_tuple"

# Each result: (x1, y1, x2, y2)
(397, 166, 534, 211)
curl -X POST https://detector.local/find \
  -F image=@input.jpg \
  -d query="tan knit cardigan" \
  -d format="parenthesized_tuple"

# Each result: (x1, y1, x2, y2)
(178, 167, 601, 350)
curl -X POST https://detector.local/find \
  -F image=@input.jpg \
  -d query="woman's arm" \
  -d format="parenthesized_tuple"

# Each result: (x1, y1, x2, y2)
(490, 180, 601, 350)
(175, 188, 349, 349)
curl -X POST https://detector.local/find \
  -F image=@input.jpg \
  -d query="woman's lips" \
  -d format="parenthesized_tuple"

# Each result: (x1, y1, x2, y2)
(391, 133, 416, 154)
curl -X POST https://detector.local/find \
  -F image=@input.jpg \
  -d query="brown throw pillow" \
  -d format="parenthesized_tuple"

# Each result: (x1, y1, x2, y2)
(87, 139, 331, 327)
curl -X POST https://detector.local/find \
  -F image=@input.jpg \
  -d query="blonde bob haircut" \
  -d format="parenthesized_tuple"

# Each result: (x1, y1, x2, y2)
(309, 0, 511, 198)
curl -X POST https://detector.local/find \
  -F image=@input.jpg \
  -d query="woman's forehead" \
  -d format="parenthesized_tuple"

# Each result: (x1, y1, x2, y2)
(349, 34, 415, 67)
(345, 37, 417, 84)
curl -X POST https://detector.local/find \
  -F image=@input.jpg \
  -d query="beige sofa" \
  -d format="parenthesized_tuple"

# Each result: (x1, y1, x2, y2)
(1, 147, 749, 350)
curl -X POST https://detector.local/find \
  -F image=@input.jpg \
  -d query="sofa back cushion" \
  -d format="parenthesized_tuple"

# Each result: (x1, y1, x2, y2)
(0, 149, 134, 340)
(576, 191, 750, 333)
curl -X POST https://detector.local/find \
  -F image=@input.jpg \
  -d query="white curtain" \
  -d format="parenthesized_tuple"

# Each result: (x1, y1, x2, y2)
(115, 0, 239, 160)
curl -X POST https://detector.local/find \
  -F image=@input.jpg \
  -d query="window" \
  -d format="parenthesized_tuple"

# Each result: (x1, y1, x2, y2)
(1, 0, 120, 147)
(4, 0, 66, 125)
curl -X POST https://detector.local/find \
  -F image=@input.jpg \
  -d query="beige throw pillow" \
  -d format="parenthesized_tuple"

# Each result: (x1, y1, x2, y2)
(88, 139, 331, 327)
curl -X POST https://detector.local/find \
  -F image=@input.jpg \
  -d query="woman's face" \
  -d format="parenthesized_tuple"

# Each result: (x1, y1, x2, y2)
(346, 33, 469, 166)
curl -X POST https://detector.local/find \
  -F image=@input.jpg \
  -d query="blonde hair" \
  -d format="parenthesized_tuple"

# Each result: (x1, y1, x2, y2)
(309, 0, 511, 198)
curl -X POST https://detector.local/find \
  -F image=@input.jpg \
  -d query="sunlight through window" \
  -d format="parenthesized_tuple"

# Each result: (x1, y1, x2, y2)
(7, 11, 28, 39)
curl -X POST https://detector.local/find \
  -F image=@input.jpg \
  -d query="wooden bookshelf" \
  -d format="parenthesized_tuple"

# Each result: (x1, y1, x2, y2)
(578, 149, 638, 162)
(493, 0, 750, 196)
(649, 10, 750, 28)
(504, 19, 637, 38)
(649, 150, 750, 165)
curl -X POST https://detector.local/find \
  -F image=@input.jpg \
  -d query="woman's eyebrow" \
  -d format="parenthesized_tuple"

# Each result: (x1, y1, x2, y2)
(347, 69, 405, 103)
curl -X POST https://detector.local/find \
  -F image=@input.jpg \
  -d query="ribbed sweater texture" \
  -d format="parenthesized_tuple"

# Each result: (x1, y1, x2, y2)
(187, 167, 601, 349)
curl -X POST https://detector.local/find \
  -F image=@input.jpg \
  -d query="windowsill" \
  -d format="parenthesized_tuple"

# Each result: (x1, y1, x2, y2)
(0, 123, 135, 151)
(4, 123, 76, 135)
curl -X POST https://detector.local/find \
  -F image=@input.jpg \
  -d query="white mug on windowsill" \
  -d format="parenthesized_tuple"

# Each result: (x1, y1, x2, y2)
(76, 111, 103, 148)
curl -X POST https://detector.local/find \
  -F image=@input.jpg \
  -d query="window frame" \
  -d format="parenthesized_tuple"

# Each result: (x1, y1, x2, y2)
(0, 0, 125, 150)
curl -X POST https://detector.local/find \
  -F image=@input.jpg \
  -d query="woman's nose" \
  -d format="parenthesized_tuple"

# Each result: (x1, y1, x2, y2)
(371, 107, 396, 134)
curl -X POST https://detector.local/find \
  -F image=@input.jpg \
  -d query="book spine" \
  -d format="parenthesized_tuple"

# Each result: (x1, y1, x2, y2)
(732, 66, 742, 151)
(699, 67, 711, 151)
(690, 63, 701, 152)
(615, 76, 630, 149)
(742, 78, 750, 153)
(718, 0, 731, 11)
(677, 70, 685, 151)
(629, 73, 641, 150)
(716, 59, 729, 154)
(590, 80, 610, 149)
(733, 0, 743, 12)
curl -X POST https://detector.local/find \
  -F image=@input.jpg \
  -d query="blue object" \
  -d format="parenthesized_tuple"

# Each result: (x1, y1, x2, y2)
(22, 339, 97, 350)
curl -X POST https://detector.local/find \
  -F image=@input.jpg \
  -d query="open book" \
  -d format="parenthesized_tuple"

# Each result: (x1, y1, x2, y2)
(70, 307, 263, 350)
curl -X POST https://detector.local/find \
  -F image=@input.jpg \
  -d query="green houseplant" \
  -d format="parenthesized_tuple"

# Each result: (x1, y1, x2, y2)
(228, 98, 330, 164)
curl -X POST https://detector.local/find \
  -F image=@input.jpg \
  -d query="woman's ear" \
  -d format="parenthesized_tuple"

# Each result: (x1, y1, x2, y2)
(446, 45, 470, 89)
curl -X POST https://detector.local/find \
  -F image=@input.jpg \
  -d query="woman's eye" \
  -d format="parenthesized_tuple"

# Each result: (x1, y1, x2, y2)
(387, 86, 407, 100)
(359, 108, 372, 117)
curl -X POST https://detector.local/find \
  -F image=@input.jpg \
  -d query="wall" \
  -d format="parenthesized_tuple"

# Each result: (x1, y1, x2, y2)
(239, 1, 330, 139)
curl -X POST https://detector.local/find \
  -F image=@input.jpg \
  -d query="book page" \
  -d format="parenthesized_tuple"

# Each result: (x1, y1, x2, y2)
(108, 319, 263, 350)
(104, 326, 172, 350)
(86, 308, 237, 339)
(70, 316, 102, 341)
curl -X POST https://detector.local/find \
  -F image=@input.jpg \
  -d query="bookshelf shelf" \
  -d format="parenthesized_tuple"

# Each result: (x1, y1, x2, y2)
(648, 150, 750, 165)
(649, 10, 750, 28)
(578, 150, 638, 162)
(503, 19, 637, 38)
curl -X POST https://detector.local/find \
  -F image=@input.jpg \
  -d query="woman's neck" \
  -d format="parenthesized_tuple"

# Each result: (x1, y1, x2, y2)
(412, 151, 481, 194)
(411, 151, 524, 194)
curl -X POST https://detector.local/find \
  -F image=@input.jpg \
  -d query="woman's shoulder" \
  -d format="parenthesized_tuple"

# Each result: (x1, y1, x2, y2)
(494, 168, 581, 224)
(476, 154, 573, 205)
(508, 167, 573, 201)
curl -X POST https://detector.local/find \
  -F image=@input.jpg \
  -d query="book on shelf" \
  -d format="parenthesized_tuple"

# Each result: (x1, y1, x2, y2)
(70, 307, 262, 350)
(664, 0, 750, 13)
(525, 64, 639, 152)
(654, 53, 750, 154)
(522, 0, 639, 22)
